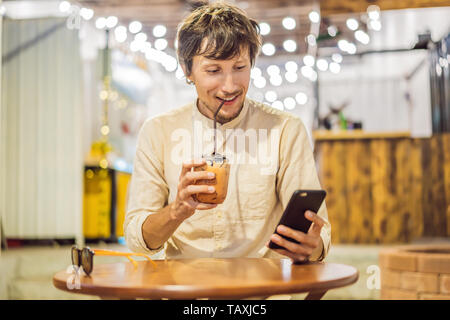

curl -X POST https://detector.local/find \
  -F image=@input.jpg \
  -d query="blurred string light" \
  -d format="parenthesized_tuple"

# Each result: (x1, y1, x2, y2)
(129, 21, 142, 34)
(265, 90, 277, 102)
(105, 16, 118, 29)
(338, 39, 356, 54)
(306, 34, 317, 46)
(283, 97, 296, 110)
(295, 92, 308, 105)
(329, 62, 341, 74)
(270, 74, 283, 86)
(328, 25, 338, 37)
(346, 18, 359, 31)
(283, 39, 297, 53)
(253, 76, 267, 89)
(266, 65, 280, 76)
(59, 1, 71, 13)
(285, 61, 298, 73)
(282, 17, 296, 30)
(153, 24, 167, 38)
(272, 100, 284, 110)
(114, 25, 127, 43)
(303, 55, 315, 67)
(285, 71, 298, 83)
(155, 38, 168, 50)
(355, 30, 370, 45)
(259, 22, 271, 35)
(308, 10, 320, 24)
(367, 5, 380, 20)
(250, 67, 262, 79)
(135, 32, 147, 42)
(332, 53, 343, 63)
(316, 59, 328, 71)
(0, 5, 6, 16)
(369, 19, 382, 31)
(95, 17, 106, 29)
(262, 43, 276, 56)
(80, 8, 94, 21)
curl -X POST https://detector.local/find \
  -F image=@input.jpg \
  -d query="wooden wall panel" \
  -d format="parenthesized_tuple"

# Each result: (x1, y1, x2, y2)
(346, 141, 373, 243)
(443, 134, 450, 236)
(314, 133, 450, 244)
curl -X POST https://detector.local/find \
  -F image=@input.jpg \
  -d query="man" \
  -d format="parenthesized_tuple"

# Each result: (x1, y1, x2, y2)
(124, 2, 331, 263)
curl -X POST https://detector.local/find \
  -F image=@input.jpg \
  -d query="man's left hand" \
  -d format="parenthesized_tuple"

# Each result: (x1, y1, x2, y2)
(266, 210, 325, 263)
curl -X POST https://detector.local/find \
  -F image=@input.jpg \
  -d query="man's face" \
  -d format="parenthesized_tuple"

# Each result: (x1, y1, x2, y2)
(186, 47, 251, 123)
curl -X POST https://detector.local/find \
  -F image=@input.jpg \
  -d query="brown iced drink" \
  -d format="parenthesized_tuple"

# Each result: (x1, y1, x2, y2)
(193, 154, 230, 204)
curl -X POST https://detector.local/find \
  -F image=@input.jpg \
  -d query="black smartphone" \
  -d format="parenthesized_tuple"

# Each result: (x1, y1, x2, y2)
(268, 189, 326, 250)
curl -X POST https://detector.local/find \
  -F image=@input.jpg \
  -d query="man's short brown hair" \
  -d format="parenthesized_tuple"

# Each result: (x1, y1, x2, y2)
(176, 1, 262, 76)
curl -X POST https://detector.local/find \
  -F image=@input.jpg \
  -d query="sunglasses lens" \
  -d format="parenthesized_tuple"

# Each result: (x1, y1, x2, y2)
(71, 247, 80, 267)
(81, 248, 93, 275)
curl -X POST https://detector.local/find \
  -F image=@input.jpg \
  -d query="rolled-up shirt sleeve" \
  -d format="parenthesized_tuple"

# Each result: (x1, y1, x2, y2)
(124, 118, 169, 254)
(276, 117, 332, 261)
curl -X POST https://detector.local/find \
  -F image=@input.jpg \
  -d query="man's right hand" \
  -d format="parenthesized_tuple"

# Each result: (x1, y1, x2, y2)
(171, 158, 218, 221)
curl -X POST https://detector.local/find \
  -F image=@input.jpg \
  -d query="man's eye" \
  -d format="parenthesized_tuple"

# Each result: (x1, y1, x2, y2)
(236, 66, 246, 70)
(207, 69, 219, 73)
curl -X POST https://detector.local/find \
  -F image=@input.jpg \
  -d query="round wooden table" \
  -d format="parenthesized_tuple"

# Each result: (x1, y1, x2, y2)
(53, 258, 359, 300)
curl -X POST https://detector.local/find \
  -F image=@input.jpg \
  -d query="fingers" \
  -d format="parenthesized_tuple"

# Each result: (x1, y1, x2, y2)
(269, 233, 314, 257)
(180, 158, 206, 177)
(276, 225, 319, 249)
(305, 210, 325, 236)
(180, 184, 215, 199)
(180, 170, 215, 189)
(265, 242, 308, 263)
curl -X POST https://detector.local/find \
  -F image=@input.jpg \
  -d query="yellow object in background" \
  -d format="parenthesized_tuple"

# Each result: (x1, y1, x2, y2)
(83, 168, 112, 239)
(116, 171, 131, 237)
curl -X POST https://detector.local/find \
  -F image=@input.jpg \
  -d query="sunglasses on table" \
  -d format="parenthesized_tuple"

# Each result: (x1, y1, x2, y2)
(71, 246, 157, 276)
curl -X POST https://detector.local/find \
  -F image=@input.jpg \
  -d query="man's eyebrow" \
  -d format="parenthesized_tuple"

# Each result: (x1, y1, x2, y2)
(202, 63, 221, 68)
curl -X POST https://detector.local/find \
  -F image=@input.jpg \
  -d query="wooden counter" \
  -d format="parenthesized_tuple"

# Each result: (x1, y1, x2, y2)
(313, 131, 450, 244)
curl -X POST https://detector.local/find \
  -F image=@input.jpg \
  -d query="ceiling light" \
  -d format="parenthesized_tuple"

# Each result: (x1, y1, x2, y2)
(338, 39, 349, 52)
(347, 42, 357, 54)
(284, 97, 296, 110)
(114, 26, 127, 43)
(301, 66, 314, 78)
(250, 67, 262, 79)
(135, 32, 147, 42)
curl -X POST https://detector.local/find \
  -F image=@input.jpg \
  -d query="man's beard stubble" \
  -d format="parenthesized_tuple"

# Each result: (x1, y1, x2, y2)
(198, 98, 243, 124)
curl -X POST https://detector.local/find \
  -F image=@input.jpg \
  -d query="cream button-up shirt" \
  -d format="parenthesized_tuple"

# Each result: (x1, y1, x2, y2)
(124, 98, 331, 260)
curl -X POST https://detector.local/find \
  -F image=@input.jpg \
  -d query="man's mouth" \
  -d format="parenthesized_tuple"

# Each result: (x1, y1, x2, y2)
(217, 94, 240, 105)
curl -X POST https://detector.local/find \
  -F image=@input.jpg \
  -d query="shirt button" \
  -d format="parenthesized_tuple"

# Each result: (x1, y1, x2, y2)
(217, 211, 222, 219)
(215, 243, 222, 250)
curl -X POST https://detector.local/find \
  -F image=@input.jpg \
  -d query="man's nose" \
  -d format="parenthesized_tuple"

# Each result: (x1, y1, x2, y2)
(221, 73, 239, 94)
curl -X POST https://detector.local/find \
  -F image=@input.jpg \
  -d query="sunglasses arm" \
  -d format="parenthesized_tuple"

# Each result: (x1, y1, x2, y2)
(92, 249, 157, 268)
